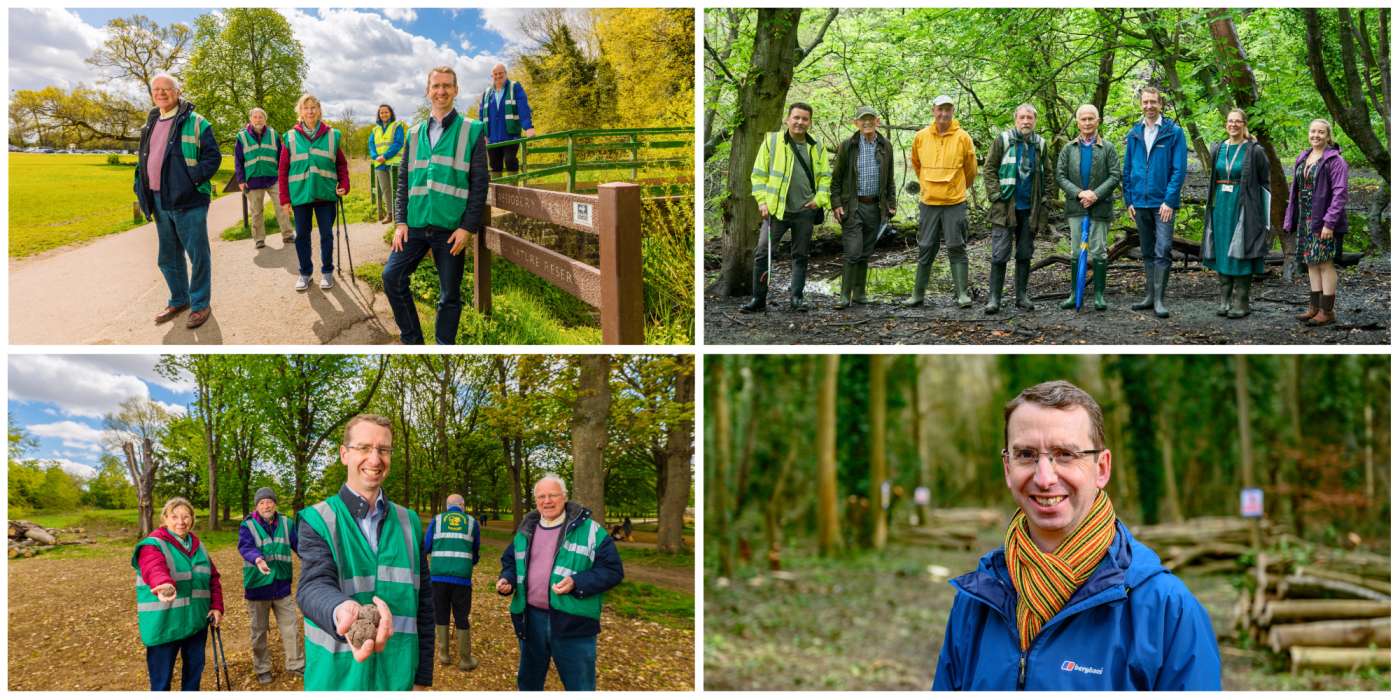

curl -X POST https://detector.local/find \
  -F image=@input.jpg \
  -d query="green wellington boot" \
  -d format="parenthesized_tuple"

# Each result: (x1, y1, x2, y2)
(1014, 259, 1034, 310)
(984, 262, 1006, 314)
(904, 263, 931, 307)
(951, 259, 972, 308)
(835, 264, 853, 309)
(1152, 266, 1170, 318)
(1215, 273, 1232, 317)
(1092, 259, 1107, 311)
(852, 262, 870, 304)
(1228, 275, 1252, 318)
(1131, 263, 1154, 311)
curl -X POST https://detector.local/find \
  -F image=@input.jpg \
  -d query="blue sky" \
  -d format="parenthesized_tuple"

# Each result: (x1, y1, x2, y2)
(8, 355, 194, 479)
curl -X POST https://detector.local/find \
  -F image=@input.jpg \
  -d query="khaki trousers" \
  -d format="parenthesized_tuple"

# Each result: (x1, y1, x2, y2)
(247, 187, 293, 243)
(247, 595, 304, 675)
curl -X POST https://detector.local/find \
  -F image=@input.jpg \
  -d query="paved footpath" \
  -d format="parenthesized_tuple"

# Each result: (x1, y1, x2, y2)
(10, 194, 401, 344)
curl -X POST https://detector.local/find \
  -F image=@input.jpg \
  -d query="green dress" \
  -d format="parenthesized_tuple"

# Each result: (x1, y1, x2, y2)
(1206, 143, 1264, 276)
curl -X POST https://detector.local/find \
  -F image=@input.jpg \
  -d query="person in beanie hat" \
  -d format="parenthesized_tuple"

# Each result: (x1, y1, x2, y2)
(237, 487, 303, 684)
(830, 105, 896, 309)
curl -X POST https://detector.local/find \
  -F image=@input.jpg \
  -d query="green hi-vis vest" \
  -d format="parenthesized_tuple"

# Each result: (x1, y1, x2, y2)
(749, 130, 832, 220)
(180, 112, 214, 196)
(131, 536, 213, 647)
(479, 80, 521, 137)
(237, 126, 279, 180)
(429, 510, 477, 579)
(242, 515, 294, 590)
(509, 515, 606, 621)
(405, 116, 484, 230)
(299, 494, 422, 691)
(371, 121, 405, 168)
(286, 126, 341, 206)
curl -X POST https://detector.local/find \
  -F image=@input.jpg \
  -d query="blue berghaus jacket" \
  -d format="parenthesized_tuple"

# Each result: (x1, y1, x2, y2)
(933, 521, 1222, 691)
(1122, 117, 1189, 210)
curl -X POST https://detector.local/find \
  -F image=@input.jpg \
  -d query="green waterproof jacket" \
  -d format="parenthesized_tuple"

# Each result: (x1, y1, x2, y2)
(982, 129, 1050, 230)
(1056, 135, 1122, 222)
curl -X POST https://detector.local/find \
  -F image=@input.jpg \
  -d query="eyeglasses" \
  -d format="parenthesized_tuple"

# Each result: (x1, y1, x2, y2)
(1002, 447, 1103, 468)
(346, 444, 392, 457)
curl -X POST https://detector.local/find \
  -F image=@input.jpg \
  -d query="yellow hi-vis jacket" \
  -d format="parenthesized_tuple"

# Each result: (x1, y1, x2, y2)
(750, 130, 831, 220)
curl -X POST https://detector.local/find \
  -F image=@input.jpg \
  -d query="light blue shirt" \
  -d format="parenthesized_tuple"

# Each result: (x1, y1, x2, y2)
(354, 490, 388, 553)
(493, 87, 505, 108)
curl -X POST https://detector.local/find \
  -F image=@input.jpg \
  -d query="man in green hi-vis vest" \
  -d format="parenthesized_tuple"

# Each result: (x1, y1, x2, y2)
(382, 65, 489, 345)
(295, 414, 433, 690)
(497, 474, 625, 691)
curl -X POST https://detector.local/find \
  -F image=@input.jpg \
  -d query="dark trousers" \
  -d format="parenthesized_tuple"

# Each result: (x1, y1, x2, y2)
(381, 227, 467, 344)
(990, 209, 1035, 264)
(292, 201, 337, 275)
(432, 581, 474, 629)
(841, 201, 882, 265)
(146, 626, 207, 691)
(916, 201, 968, 265)
(489, 142, 520, 174)
(752, 208, 818, 277)
(1133, 206, 1175, 269)
(517, 606, 597, 691)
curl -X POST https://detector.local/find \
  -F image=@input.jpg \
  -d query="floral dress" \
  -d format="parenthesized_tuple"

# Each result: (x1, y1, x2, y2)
(1296, 161, 1337, 265)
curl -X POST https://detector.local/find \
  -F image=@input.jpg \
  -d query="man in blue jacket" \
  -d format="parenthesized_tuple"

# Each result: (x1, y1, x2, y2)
(478, 63, 535, 176)
(1121, 86, 1187, 319)
(933, 380, 1220, 691)
(237, 487, 302, 684)
(134, 72, 222, 330)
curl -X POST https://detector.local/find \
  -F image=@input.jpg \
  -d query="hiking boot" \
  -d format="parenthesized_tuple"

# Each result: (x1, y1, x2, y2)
(1308, 293, 1336, 326)
(1296, 290, 1321, 321)
(1092, 259, 1107, 311)
(320, 272, 334, 289)
(457, 626, 479, 672)
(295, 274, 310, 292)
(1013, 259, 1034, 310)
(1216, 274, 1233, 317)
(1228, 275, 1252, 318)
(1131, 264, 1154, 311)
(1152, 266, 1170, 318)
(984, 262, 1005, 314)
(852, 262, 870, 304)
(904, 262, 931, 307)
(951, 259, 972, 308)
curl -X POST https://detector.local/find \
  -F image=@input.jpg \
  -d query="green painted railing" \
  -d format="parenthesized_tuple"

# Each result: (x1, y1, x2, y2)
(488, 127, 692, 197)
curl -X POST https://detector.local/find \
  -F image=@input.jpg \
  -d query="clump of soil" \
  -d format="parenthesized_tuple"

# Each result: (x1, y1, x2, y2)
(347, 603, 380, 648)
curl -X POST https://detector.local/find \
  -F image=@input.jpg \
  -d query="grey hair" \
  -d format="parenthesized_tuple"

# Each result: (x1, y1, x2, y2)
(446, 493, 465, 507)
(249, 107, 267, 119)
(1014, 103, 1037, 118)
(150, 72, 181, 92)
(534, 472, 569, 500)
(1075, 103, 1100, 119)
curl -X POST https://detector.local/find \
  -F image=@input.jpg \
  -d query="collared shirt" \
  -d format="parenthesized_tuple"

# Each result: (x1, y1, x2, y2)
(855, 134, 879, 197)
(492, 85, 505, 108)
(340, 484, 387, 553)
(428, 109, 458, 149)
(1143, 116, 1161, 153)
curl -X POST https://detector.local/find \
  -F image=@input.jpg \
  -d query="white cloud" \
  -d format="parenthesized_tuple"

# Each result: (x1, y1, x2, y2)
(382, 8, 417, 25)
(70, 355, 194, 393)
(7, 8, 109, 92)
(9, 356, 153, 418)
(28, 420, 107, 450)
(156, 401, 189, 417)
(53, 458, 98, 480)
(453, 31, 472, 53)
(480, 9, 534, 51)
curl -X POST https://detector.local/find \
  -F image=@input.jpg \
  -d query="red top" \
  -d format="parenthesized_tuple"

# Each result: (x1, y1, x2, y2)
(277, 121, 351, 207)
(137, 527, 225, 613)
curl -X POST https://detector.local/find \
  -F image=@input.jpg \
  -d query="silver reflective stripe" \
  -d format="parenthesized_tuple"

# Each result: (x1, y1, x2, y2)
(434, 531, 471, 541)
(313, 501, 341, 570)
(246, 155, 276, 165)
(408, 181, 470, 199)
(561, 541, 592, 558)
(394, 616, 418, 634)
(192, 589, 211, 599)
(429, 154, 457, 168)
(265, 554, 293, 563)
(182, 135, 200, 147)
(288, 167, 335, 183)
(505, 114, 519, 121)
(342, 575, 376, 595)
(553, 565, 576, 578)
(392, 504, 419, 591)
(308, 148, 332, 159)
(433, 551, 473, 560)
(305, 622, 353, 653)
(377, 565, 416, 585)
(191, 565, 211, 576)
(245, 520, 265, 548)
(138, 598, 191, 611)
(266, 537, 291, 546)
(515, 547, 526, 586)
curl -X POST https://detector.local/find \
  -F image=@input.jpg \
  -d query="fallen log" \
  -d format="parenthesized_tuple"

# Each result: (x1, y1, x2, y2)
(1278, 575, 1391, 602)
(924, 508, 1004, 527)
(1304, 552, 1391, 583)
(1163, 542, 1250, 570)
(1178, 559, 1244, 577)
(1269, 618, 1390, 653)
(1294, 566, 1390, 596)
(1260, 599, 1390, 626)
(23, 527, 56, 545)
(1290, 646, 1390, 673)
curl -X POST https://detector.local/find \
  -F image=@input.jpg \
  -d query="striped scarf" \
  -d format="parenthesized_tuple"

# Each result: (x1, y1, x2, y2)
(995, 129, 1042, 201)
(1004, 490, 1117, 651)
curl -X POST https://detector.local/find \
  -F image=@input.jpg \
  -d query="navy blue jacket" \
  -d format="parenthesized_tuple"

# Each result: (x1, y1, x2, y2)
(134, 99, 222, 217)
(236, 510, 299, 601)
(423, 505, 481, 586)
(933, 521, 1221, 691)
(1122, 117, 1188, 210)
(499, 502, 624, 640)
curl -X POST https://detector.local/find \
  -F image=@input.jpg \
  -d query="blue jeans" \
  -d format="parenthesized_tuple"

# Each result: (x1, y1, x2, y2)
(517, 606, 597, 691)
(293, 201, 337, 275)
(146, 625, 207, 691)
(153, 198, 211, 311)
(1133, 206, 1175, 269)
(381, 227, 467, 344)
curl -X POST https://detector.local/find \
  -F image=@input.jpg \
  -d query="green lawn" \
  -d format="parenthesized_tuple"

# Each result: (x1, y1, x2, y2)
(9, 153, 237, 258)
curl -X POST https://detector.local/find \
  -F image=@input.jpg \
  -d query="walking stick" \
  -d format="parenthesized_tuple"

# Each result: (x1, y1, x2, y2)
(208, 615, 231, 690)
(337, 195, 354, 276)
(1074, 216, 1090, 311)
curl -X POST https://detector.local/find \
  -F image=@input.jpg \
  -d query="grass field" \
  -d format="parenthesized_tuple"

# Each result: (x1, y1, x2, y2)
(9, 153, 236, 258)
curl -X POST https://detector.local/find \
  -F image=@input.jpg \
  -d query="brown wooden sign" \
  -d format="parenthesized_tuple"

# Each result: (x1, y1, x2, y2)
(482, 226, 602, 307)
(487, 184, 598, 234)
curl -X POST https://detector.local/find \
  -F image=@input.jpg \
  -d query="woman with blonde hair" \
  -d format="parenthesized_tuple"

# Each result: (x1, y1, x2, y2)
(1283, 118, 1349, 326)
(278, 93, 350, 292)
(132, 497, 225, 691)
(1202, 108, 1270, 318)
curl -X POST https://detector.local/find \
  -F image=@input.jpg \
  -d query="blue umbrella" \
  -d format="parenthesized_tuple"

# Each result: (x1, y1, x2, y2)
(1074, 217, 1089, 311)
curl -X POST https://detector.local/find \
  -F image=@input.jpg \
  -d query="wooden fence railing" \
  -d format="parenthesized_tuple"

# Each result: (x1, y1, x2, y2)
(488, 127, 692, 197)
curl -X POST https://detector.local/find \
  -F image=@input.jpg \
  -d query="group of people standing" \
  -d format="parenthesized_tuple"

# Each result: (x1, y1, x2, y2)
(131, 414, 623, 692)
(133, 62, 537, 341)
(741, 87, 1350, 325)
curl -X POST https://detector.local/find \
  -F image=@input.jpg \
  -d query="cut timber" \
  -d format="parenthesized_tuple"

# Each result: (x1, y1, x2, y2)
(1278, 575, 1391, 602)
(1311, 550, 1390, 580)
(1260, 600, 1390, 626)
(924, 508, 1003, 527)
(1162, 542, 1249, 570)
(1269, 618, 1390, 653)
(23, 527, 56, 545)
(1290, 647, 1390, 673)
(1296, 566, 1390, 595)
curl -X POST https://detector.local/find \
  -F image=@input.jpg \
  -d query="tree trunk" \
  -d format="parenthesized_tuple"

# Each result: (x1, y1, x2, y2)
(913, 357, 930, 525)
(1261, 599, 1390, 626)
(816, 355, 840, 557)
(657, 362, 694, 554)
(1141, 11, 1212, 170)
(710, 358, 734, 577)
(1234, 356, 1259, 550)
(571, 355, 611, 526)
(868, 356, 888, 551)
(1302, 9, 1390, 184)
(1290, 647, 1390, 673)
(716, 9, 803, 296)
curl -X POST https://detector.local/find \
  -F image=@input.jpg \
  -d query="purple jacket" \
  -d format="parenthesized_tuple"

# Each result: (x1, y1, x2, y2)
(237, 511, 299, 601)
(1283, 145, 1349, 235)
(233, 124, 283, 192)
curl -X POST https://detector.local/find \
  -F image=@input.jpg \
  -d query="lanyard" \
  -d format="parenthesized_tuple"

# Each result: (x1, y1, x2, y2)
(1222, 141, 1244, 178)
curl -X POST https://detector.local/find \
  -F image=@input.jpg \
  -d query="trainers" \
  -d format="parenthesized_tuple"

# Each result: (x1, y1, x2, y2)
(255, 240, 266, 249)
(295, 275, 310, 291)
(320, 273, 334, 289)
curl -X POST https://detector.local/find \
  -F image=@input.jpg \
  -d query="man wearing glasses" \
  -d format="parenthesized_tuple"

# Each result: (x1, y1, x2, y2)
(296, 414, 433, 690)
(830, 106, 896, 310)
(497, 474, 625, 690)
(933, 381, 1220, 690)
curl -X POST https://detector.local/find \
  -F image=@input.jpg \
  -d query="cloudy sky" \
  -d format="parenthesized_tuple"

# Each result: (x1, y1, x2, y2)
(8, 355, 194, 479)
(9, 7, 555, 122)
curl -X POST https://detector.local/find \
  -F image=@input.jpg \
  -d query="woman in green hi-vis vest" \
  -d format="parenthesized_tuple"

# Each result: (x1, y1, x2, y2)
(278, 94, 349, 293)
(132, 497, 225, 691)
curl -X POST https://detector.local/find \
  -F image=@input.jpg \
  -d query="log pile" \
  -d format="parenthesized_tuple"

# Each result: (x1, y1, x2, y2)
(7, 520, 95, 558)
(905, 508, 1004, 551)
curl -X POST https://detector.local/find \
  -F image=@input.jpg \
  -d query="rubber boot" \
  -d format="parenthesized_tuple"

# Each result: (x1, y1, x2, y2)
(1308, 293, 1336, 326)
(739, 262, 767, 313)
(951, 259, 972, 308)
(457, 626, 479, 671)
(789, 259, 808, 312)
(1014, 260, 1034, 310)
(904, 263, 931, 307)
(1092, 259, 1107, 311)
(1296, 290, 1320, 322)
(1215, 273, 1233, 317)
(984, 262, 1005, 314)
(1131, 263, 1154, 310)
(852, 262, 869, 304)
(1059, 264, 1077, 310)
(835, 264, 853, 309)
(436, 625, 452, 666)
(1152, 265, 1170, 318)
(1228, 275, 1252, 319)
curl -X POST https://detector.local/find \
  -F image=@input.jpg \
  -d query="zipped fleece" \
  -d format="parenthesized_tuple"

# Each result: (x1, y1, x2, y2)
(933, 521, 1221, 691)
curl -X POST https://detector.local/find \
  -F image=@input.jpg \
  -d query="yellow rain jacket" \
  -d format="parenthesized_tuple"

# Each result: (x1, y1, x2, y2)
(911, 118, 978, 206)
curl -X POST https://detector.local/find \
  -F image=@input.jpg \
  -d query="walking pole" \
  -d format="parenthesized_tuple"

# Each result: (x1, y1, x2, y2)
(337, 195, 355, 276)
(208, 614, 230, 690)
(761, 217, 772, 287)
(1074, 216, 1090, 311)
